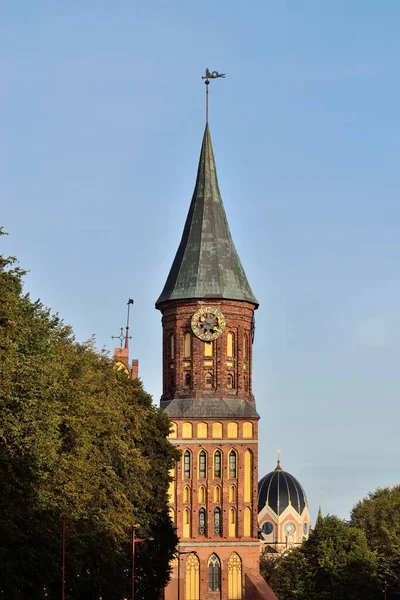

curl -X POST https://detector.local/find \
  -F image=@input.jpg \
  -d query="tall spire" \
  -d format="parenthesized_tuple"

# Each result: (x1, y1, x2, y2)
(156, 125, 258, 308)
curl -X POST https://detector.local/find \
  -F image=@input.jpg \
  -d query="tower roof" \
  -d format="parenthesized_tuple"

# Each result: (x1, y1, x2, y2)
(156, 124, 258, 309)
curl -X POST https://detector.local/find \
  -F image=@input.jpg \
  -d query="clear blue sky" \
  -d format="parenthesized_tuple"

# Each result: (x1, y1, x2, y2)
(2, 0, 400, 522)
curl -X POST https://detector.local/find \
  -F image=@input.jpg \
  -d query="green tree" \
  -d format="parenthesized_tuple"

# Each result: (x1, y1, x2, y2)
(265, 515, 379, 600)
(0, 231, 179, 599)
(351, 486, 400, 598)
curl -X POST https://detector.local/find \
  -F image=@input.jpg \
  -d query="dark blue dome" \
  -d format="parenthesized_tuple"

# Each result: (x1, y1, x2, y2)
(258, 461, 307, 516)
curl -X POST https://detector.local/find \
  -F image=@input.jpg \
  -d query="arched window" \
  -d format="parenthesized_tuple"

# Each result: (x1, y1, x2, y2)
(243, 334, 248, 360)
(182, 422, 193, 438)
(205, 372, 213, 388)
(214, 507, 221, 535)
(229, 451, 237, 478)
(184, 332, 191, 358)
(197, 422, 207, 438)
(229, 507, 236, 537)
(170, 334, 175, 359)
(183, 508, 191, 538)
(228, 552, 242, 599)
(227, 332, 234, 357)
(213, 485, 221, 503)
(214, 450, 222, 478)
(244, 450, 252, 503)
(199, 450, 207, 478)
(227, 422, 238, 438)
(227, 374, 234, 388)
(229, 485, 236, 503)
(168, 421, 177, 439)
(185, 553, 200, 600)
(168, 468, 175, 503)
(204, 341, 213, 356)
(185, 372, 191, 387)
(244, 507, 251, 537)
(243, 422, 253, 438)
(212, 422, 223, 438)
(198, 485, 206, 503)
(184, 450, 192, 479)
(183, 485, 190, 503)
(208, 554, 221, 592)
(199, 507, 206, 535)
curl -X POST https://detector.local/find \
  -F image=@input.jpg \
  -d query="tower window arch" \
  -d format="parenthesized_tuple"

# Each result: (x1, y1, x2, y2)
(198, 485, 206, 503)
(185, 553, 199, 600)
(183, 485, 190, 503)
(208, 554, 221, 592)
(170, 334, 175, 359)
(199, 450, 207, 478)
(229, 450, 237, 478)
(228, 552, 242, 599)
(227, 374, 234, 389)
(213, 485, 221, 503)
(214, 507, 221, 535)
(199, 507, 206, 535)
(168, 421, 177, 439)
(197, 422, 207, 438)
(183, 508, 191, 538)
(185, 372, 191, 387)
(228, 507, 237, 537)
(184, 450, 192, 479)
(229, 485, 236, 503)
(214, 450, 222, 478)
(205, 372, 213, 388)
(184, 332, 191, 358)
(182, 422, 193, 438)
(227, 332, 234, 357)
(204, 341, 213, 357)
(212, 422, 223, 438)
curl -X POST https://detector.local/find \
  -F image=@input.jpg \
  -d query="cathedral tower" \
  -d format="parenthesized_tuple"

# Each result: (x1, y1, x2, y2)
(156, 125, 277, 600)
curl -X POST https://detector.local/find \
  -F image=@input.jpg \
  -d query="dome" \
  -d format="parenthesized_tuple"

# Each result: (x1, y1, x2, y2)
(258, 460, 308, 516)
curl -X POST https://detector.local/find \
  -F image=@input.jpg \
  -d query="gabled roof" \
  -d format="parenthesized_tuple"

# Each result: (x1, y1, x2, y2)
(156, 124, 258, 309)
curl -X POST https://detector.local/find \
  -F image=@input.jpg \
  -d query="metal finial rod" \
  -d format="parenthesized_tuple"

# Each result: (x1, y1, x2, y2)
(205, 79, 209, 124)
(201, 68, 226, 125)
(125, 298, 134, 349)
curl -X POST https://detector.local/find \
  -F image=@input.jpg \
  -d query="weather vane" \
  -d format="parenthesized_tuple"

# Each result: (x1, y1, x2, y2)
(202, 68, 226, 124)
(111, 298, 134, 349)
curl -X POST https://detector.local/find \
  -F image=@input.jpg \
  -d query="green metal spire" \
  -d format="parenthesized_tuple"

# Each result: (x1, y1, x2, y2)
(156, 124, 258, 308)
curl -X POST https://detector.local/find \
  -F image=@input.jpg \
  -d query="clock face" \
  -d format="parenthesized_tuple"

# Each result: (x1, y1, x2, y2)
(191, 306, 226, 341)
(262, 521, 273, 535)
(283, 522, 296, 535)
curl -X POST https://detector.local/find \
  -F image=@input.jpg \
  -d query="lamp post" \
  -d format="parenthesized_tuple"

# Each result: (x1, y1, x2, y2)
(131, 528, 154, 600)
(383, 580, 389, 600)
(61, 517, 88, 600)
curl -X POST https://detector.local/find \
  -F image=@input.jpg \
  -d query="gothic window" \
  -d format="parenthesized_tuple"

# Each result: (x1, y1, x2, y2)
(182, 422, 193, 438)
(184, 450, 192, 479)
(213, 485, 221, 503)
(214, 507, 221, 535)
(229, 451, 237, 478)
(243, 422, 253, 438)
(243, 334, 248, 360)
(212, 422, 222, 438)
(214, 450, 222, 478)
(227, 374, 234, 388)
(227, 422, 238, 438)
(227, 332, 234, 357)
(183, 508, 191, 538)
(199, 507, 206, 535)
(198, 485, 206, 503)
(168, 468, 175, 503)
(184, 332, 191, 358)
(229, 485, 236, 503)
(185, 372, 191, 387)
(199, 450, 207, 478)
(208, 554, 221, 592)
(170, 334, 175, 359)
(185, 553, 200, 600)
(204, 341, 213, 357)
(229, 507, 236, 537)
(244, 450, 252, 503)
(183, 485, 190, 503)
(205, 372, 213, 388)
(228, 552, 242, 599)
(197, 422, 207, 438)
(168, 421, 177, 439)
(244, 507, 251, 537)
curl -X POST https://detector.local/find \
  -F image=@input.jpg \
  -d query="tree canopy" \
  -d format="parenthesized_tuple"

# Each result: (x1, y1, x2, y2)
(262, 515, 379, 600)
(0, 230, 179, 599)
(351, 485, 400, 598)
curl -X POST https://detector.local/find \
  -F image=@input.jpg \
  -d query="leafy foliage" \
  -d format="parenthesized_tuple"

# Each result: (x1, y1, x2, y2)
(351, 486, 400, 598)
(0, 231, 179, 599)
(263, 515, 379, 600)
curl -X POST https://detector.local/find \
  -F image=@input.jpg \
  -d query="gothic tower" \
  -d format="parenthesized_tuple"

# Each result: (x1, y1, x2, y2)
(156, 125, 277, 600)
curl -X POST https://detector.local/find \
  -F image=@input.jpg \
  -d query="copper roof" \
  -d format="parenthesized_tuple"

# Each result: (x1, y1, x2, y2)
(156, 124, 258, 309)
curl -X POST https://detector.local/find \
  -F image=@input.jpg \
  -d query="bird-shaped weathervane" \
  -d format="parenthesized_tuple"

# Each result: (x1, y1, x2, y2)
(202, 68, 226, 124)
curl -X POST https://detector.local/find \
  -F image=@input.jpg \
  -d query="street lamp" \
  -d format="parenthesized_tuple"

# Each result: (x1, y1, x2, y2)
(131, 527, 154, 600)
(61, 517, 88, 600)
